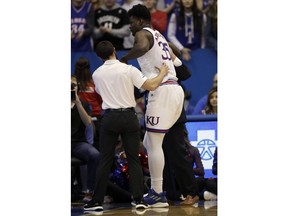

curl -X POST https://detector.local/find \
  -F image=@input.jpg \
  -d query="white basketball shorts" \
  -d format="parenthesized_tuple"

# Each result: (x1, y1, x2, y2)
(145, 80, 184, 133)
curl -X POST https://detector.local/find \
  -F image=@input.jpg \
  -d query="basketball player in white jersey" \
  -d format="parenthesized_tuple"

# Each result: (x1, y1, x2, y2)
(121, 4, 191, 208)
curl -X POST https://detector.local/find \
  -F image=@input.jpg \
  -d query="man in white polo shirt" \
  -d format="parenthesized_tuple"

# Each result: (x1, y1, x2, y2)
(84, 40, 169, 212)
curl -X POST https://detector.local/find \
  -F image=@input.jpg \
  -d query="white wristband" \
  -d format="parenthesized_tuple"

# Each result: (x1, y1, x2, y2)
(173, 57, 182, 67)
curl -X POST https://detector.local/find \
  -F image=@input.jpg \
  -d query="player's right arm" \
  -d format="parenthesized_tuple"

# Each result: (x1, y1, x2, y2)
(120, 30, 151, 63)
(168, 43, 182, 67)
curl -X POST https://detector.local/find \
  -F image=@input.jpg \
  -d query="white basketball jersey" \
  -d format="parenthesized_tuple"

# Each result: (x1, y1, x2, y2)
(137, 27, 178, 83)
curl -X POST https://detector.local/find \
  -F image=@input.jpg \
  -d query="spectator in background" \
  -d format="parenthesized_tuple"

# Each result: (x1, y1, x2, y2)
(71, 0, 94, 52)
(92, 0, 130, 50)
(167, 0, 202, 61)
(142, 0, 178, 38)
(195, 0, 214, 48)
(184, 127, 206, 196)
(143, 0, 168, 34)
(193, 72, 217, 115)
(159, 0, 177, 13)
(203, 147, 217, 200)
(71, 75, 100, 203)
(201, 86, 217, 115)
(182, 85, 193, 114)
(73, 57, 103, 149)
(74, 57, 103, 119)
(206, 0, 217, 51)
(156, 0, 177, 14)
(89, 0, 102, 11)
(122, 0, 143, 11)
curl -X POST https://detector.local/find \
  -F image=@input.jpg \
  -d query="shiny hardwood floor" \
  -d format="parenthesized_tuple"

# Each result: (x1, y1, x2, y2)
(71, 200, 217, 216)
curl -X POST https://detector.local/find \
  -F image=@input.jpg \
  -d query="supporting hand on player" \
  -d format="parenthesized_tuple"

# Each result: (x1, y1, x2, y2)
(155, 62, 169, 76)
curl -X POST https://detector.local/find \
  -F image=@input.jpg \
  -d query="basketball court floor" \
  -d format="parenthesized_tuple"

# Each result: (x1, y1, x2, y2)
(71, 200, 217, 216)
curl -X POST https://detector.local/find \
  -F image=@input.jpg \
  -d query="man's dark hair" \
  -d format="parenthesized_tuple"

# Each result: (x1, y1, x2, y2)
(95, 41, 114, 60)
(128, 4, 151, 22)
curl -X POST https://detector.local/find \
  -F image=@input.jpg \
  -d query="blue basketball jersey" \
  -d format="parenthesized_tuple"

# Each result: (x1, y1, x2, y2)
(71, 2, 93, 52)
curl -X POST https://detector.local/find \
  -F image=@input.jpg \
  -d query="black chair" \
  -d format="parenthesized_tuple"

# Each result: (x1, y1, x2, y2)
(71, 156, 87, 201)
(71, 156, 86, 167)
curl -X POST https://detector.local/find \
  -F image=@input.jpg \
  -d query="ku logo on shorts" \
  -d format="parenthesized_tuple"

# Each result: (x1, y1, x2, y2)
(146, 116, 160, 126)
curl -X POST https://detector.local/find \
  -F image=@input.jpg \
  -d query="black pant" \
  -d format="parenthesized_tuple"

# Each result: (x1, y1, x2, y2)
(106, 181, 132, 202)
(93, 109, 144, 203)
(163, 108, 199, 199)
(205, 178, 217, 195)
(92, 118, 101, 151)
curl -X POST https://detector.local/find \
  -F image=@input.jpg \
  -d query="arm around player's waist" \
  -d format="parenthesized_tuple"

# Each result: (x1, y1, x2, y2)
(141, 63, 169, 91)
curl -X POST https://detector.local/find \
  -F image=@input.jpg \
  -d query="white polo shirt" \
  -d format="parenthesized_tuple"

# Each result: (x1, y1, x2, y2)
(92, 59, 148, 110)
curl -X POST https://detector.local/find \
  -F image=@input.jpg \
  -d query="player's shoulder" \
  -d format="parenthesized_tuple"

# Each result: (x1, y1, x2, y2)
(138, 28, 154, 39)
(142, 27, 153, 33)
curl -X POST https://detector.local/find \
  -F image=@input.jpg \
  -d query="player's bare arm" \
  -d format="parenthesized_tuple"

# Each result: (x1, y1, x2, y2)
(120, 30, 152, 63)
(167, 42, 182, 66)
(168, 42, 181, 59)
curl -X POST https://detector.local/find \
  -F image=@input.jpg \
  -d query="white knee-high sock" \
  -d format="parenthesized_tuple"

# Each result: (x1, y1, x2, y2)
(143, 131, 165, 194)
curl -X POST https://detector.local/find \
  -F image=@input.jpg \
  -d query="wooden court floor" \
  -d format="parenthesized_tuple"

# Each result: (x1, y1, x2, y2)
(71, 200, 217, 216)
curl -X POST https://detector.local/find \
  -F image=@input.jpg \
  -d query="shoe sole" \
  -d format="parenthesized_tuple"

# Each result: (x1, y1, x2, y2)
(83, 206, 103, 211)
(135, 204, 149, 209)
(83, 210, 103, 215)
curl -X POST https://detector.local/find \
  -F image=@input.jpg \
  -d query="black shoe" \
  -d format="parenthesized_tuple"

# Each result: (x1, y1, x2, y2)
(83, 201, 103, 211)
(134, 200, 149, 209)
